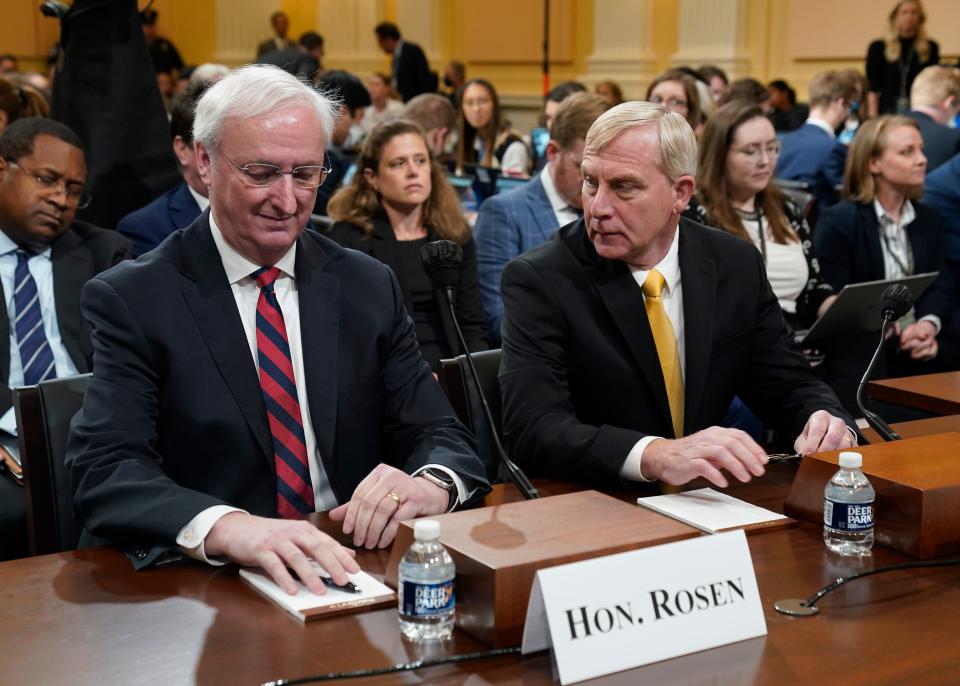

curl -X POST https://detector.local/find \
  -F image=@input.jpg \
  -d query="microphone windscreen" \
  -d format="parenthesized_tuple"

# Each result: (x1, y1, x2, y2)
(880, 284, 914, 320)
(419, 240, 463, 291)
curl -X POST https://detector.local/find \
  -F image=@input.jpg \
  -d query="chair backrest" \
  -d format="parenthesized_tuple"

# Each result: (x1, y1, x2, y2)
(438, 349, 503, 481)
(14, 374, 90, 555)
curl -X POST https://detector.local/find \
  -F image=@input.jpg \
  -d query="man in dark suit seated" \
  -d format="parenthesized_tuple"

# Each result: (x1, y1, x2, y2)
(499, 102, 856, 491)
(907, 66, 960, 174)
(67, 65, 489, 594)
(374, 22, 435, 103)
(258, 31, 325, 83)
(474, 92, 608, 343)
(776, 70, 860, 213)
(117, 89, 206, 256)
(256, 11, 295, 60)
(0, 118, 131, 560)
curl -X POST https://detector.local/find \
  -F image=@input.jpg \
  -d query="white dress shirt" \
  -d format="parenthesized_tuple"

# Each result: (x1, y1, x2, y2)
(619, 227, 683, 482)
(540, 167, 580, 228)
(186, 184, 209, 213)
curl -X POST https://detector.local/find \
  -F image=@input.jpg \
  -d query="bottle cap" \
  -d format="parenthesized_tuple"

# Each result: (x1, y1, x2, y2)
(413, 519, 440, 541)
(838, 452, 863, 469)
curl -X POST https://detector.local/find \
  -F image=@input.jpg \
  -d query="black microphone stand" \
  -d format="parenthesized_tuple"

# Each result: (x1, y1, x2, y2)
(856, 315, 903, 442)
(439, 285, 541, 500)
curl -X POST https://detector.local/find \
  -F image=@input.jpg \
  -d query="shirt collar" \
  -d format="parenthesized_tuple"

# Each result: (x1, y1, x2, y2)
(208, 211, 297, 285)
(0, 228, 52, 260)
(629, 225, 681, 294)
(805, 117, 836, 139)
(873, 198, 916, 228)
(539, 167, 572, 215)
(393, 39, 404, 58)
(187, 184, 210, 212)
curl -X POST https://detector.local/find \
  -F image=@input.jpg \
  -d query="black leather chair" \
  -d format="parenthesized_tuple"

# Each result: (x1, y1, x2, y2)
(13, 374, 90, 555)
(438, 349, 504, 481)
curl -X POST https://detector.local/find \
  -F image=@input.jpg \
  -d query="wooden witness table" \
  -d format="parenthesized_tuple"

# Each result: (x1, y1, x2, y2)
(2, 472, 960, 685)
(869, 371, 960, 415)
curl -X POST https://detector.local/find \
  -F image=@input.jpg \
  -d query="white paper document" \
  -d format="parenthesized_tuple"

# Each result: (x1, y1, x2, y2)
(636, 487, 788, 534)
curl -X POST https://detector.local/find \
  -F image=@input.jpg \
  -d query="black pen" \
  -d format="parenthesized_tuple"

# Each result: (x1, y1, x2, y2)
(320, 576, 361, 594)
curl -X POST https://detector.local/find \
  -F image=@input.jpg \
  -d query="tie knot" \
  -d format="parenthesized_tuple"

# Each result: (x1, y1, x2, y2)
(15, 250, 30, 264)
(251, 266, 281, 290)
(642, 269, 667, 299)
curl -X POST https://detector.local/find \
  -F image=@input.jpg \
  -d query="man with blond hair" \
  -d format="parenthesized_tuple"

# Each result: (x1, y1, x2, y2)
(908, 65, 960, 173)
(499, 102, 856, 490)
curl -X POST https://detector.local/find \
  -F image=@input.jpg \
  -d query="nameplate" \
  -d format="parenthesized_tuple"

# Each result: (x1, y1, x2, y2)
(521, 530, 767, 684)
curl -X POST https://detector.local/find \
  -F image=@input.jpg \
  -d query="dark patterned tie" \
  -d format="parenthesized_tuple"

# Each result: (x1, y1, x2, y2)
(251, 266, 315, 517)
(14, 251, 56, 386)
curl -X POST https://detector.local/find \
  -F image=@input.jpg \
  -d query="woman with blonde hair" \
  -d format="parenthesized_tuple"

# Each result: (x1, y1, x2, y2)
(0, 76, 48, 132)
(865, 0, 939, 116)
(327, 119, 489, 370)
(815, 115, 958, 412)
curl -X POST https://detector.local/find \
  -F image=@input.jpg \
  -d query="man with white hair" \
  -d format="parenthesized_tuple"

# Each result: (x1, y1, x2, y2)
(499, 102, 856, 490)
(67, 66, 490, 593)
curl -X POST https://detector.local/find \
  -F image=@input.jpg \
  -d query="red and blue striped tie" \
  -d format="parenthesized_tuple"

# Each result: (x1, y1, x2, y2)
(252, 267, 315, 517)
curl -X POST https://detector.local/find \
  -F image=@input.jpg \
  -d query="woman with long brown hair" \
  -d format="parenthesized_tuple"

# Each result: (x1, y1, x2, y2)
(327, 119, 489, 370)
(684, 101, 834, 329)
(0, 76, 48, 133)
(866, 0, 939, 116)
(455, 78, 530, 176)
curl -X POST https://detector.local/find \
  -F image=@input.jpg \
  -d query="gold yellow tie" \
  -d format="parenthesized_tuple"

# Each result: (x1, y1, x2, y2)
(642, 269, 684, 439)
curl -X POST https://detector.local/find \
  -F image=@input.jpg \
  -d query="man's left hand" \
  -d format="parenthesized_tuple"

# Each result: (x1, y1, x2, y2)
(794, 409, 857, 455)
(329, 464, 450, 549)
(899, 321, 939, 361)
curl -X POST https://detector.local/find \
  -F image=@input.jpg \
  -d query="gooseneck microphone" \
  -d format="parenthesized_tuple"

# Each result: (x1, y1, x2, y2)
(419, 240, 541, 500)
(856, 285, 914, 442)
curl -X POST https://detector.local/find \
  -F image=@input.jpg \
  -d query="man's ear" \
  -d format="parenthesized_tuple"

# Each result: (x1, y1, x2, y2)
(674, 175, 695, 213)
(545, 140, 561, 164)
(172, 136, 192, 167)
(195, 141, 213, 187)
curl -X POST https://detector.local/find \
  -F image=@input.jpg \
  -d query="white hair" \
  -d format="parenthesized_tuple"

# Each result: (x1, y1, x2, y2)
(584, 100, 698, 181)
(188, 63, 230, 89)
(193, 64, 337, 152)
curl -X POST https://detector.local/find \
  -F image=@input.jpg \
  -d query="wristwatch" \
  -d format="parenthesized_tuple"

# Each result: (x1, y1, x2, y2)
(418, 468, 458, 510)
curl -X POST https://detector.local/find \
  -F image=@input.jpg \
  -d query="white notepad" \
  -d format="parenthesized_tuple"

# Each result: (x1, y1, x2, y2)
(637, 488, 790, 534)
(240, 561, 396, 622)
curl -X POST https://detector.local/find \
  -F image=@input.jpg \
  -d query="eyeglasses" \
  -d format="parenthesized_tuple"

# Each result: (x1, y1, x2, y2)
(733, 142, 782, 162)
(6, 160, 92, 209)
(216, 146, 331, 189)
(650, 96, 688, 110)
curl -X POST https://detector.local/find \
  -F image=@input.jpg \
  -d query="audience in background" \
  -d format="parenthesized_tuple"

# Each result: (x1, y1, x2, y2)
(361, 73, 404, 135)
(474, 92, 608, 342)
(686, 102, 834, 330)
(698, 65, 730, 103)
(443, 61, 466, 106)
(647, 70, 703, 134)
(767, 80, 808, 133)
(188, 63, 230, 91)
(906, 66, 960, 173)
(456, 79, 530, 176)
(866, 0, 939, 116)
(543, 81, 588, 130)
(777, 69, 860, 212)
(595, 80, 624, 108)
(141, 10, 184, 77)
(374, 22, 435, 103)
(0, 118, 130, 561)
(0, 56, 17, 74)
(256, 11, 295, 59)
(719, 78, 769, 108)
(815, 115, 957, 413)
(327, 119, 488, 370)
(118, 89, 207, 256)
(404, 93, 457, 161)
(0, 77, 48, 133)
(313, 70, 371, 216)
(258, 31, 325, 82)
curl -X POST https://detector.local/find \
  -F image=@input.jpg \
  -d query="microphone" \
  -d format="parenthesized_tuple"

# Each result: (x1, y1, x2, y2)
(419, 240, 541, 500)
(856, 285, 914, 442)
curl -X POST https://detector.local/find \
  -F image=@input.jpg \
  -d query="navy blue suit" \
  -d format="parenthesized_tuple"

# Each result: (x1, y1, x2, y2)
(907, 111, 960, 174)
(776, 123, 846, 212)
(923, 153, 960, 264)
(473, 173, 562, 342)
(67, 213, 490, 567)
(117, 181, 201, 256)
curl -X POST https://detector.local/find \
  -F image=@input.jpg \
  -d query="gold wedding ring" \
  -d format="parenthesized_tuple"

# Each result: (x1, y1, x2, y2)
(386, 491, 402, 507)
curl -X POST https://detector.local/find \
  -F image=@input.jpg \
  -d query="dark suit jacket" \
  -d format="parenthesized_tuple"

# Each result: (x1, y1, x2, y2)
(67, 213, 490, 567)
(499, 219, 853, 488)
(907, 110, 960, 174)
(257, 47, 320, 80)
(473, 173, 562, 342)
(776, 123, 846, 212)
(325, 214, 489, 365)
(394, 41, 435, 102)
(117, 181, 201, 257)
(256, 37, 295, 59)
(814, 200, 954, 321)
(0, 221, 131, 415)
(923, 153, 960, 263)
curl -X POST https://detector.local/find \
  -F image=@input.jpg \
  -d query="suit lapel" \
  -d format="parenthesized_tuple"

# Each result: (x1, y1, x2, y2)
(860, 204, 886, 279)
(677, 223, 716, 434)
(295, 233, 340, 470)
(169, 182, 202, 230)
(51, 228, 91, 372)
(528, 175, 561, 242)
(179, 214, 273, 462)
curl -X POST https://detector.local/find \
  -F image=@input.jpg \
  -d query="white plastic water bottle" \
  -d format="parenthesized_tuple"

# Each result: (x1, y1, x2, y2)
(823, 452, 875, 556)
(398, 519, 455, 640)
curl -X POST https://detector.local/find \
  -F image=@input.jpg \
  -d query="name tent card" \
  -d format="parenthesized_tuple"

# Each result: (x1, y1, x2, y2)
(521, 530, 766, 684)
